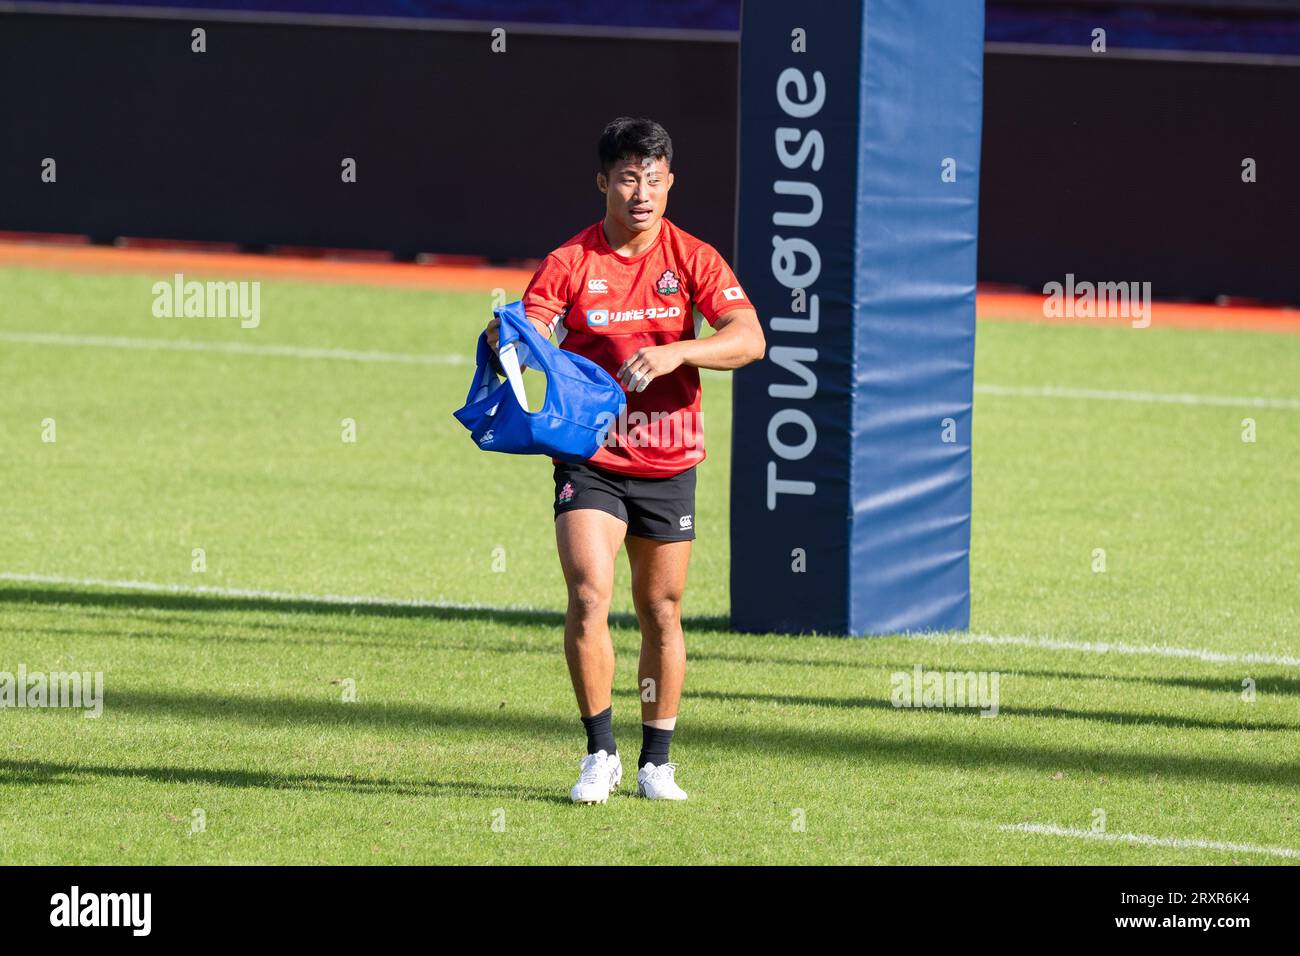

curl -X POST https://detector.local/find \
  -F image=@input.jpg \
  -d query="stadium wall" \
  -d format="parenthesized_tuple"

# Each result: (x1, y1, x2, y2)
(0, 11, 740, 261)
(1, 9, 1297, 302)
(978, 47, 1300, 304)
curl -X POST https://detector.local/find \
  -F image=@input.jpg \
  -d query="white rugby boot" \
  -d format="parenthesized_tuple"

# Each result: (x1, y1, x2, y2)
(570, 749, 622, 804)
(636, 762, 688, 801)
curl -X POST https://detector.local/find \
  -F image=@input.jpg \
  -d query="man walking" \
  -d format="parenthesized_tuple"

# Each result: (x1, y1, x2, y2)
(487, 117, 765, 802)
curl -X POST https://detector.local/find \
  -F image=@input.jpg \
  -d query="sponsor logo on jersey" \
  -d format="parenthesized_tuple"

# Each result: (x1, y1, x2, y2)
(601, 306, 682, 324)
(655, 270, 681, 296)
(587, 278, 608, 294)
(586, 309, 609, 326)
(722, 285, 746, 301)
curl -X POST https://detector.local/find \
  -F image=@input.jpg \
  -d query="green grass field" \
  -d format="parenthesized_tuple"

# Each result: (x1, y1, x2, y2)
(1, 264, 1297, 864)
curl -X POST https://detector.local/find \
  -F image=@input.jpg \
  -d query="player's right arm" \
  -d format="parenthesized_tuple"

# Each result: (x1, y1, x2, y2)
(484, 252, 570, 354)
(486, 313, 553, 353)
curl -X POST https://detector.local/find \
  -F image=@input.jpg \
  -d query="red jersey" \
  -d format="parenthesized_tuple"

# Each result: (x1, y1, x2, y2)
(520, 218, 753, 478)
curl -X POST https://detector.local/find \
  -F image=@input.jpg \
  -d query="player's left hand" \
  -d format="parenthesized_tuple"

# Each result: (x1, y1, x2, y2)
(617, 344, 683, 393)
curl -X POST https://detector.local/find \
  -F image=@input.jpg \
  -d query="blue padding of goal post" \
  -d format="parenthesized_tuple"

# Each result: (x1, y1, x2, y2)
(729, 0, 984, 635)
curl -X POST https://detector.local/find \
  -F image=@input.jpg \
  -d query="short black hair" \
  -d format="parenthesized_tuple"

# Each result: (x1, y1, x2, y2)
(598, 117, 673, 175)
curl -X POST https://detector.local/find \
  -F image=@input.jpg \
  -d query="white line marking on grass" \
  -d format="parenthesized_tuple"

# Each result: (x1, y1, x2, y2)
(999, 823, 1300, 860)
(8, 331, 1297, 404)
(0, 572, 550, 615)
(0, 330, 729, 379)
(0, 331, 471, 366)
(914, 632, 1300, 668)
(976, 383, 1300, 410)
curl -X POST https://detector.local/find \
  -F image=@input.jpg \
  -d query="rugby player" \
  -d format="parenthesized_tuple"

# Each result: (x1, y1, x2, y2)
(486, 117, 765, 802)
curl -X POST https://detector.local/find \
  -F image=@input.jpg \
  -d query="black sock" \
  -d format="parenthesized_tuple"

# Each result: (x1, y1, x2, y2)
(580, 706, 617, 756)
(638, 723, 674, 769)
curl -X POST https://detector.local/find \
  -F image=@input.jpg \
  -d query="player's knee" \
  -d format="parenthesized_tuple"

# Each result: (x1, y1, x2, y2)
(567, 581, 611, 621)
(638, 595, 683, 635)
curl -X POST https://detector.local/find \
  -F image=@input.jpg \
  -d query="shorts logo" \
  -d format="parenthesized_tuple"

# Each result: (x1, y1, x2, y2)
(679, 514, 693, 530)
(558, 481, 575, 504)
(655, 270, 680, 296)
(722, 285, 745, 301)
(586, 309, 609, 327)
(587, 278, 608, 294)
(478, 429, 494, 445)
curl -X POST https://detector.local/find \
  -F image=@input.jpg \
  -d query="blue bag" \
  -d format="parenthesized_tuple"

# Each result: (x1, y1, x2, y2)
(453, 300, 625, 462)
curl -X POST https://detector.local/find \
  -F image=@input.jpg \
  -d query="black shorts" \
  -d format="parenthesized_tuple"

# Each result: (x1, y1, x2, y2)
(553, 460, 697, 541)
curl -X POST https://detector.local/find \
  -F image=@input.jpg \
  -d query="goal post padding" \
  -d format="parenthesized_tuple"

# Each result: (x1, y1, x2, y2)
(729, 0, 985, 635)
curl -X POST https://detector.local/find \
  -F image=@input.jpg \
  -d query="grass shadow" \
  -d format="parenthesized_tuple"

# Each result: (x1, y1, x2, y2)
(64, 687, 1300, 789)
(673, 687, 1300, 733)
(0, 586, 733, 634)
(871, 659, 1300, 698)
(0, 757, 569, 803)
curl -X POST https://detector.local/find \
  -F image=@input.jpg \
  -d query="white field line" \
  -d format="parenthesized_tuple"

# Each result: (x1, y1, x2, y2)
(912, 632, 1300, 668)
(0, 331, 469, 367)
(3, 572, 1296, 668)
(999, 823, 1300, 860)
(5, 330, 1299, 405)
(975, 382, 1300, 410)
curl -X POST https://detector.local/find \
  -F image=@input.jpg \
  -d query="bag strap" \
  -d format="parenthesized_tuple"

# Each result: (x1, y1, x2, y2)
(497, 342, 529, 410)
(465, 329, 527, 413)
(495, 303, 547, 412)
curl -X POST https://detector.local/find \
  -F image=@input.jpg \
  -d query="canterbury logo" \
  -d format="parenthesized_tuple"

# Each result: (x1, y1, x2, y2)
(587, 278, 609, 294)
(679, 515, 693, 530)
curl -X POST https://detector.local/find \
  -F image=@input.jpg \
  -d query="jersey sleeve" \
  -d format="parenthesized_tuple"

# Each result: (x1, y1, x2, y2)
(687, 244, 753, 327)
(521, 253, 572, 332)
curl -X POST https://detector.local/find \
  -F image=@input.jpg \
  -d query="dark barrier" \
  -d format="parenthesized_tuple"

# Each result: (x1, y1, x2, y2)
(0, 12, 738, 260)
(987, 0, 1300, 55)
(979, 48, 1300, 303)
(1, 10, 1297, 302)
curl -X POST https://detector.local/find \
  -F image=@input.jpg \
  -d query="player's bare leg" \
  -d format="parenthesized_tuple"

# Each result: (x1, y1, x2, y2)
(556, 508, 626, 714)
(626, 535, 692, 799)
(557, 508, 627, 802)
